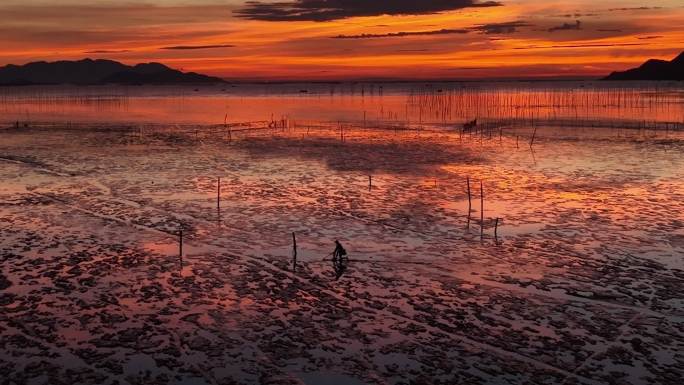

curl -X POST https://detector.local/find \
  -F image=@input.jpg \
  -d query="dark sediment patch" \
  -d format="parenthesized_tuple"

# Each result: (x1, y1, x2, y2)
(238, 135, 483, 175)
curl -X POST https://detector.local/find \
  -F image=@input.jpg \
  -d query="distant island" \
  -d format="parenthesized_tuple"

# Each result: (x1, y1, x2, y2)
(604, 52, 683, 81)
(0, 59, 225, 85)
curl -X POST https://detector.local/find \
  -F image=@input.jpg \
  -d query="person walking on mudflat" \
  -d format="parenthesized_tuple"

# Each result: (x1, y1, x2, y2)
(331, 240, 348, 280)
(332, 240, 347, 261)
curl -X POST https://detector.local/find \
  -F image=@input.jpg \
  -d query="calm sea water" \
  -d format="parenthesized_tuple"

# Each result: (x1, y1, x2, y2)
(1, 81, 682, 126)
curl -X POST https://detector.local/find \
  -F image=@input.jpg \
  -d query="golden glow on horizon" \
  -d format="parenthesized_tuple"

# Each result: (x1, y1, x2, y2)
(0, 0, 683, 80)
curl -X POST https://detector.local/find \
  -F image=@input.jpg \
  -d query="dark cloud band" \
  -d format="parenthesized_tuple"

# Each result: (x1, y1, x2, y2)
(471, 21, 531, 34)
(161, 44, 235, 50)
(235, 0, 502, 22)
(332, 28, 470, 39)
(331, 20, 531, 39)
(515, 42, 646, 50)
(84, 49, 131, 54)
(548, 20, 581, 32)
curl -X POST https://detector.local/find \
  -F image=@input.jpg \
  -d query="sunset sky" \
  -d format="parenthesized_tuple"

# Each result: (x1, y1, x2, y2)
(1, 0, 682, 80)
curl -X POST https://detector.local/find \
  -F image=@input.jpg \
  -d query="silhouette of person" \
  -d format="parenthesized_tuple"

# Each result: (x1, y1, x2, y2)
(328, 240, 349, 279)
(332, 240, 347, 261)
(332, 256, 348, 280)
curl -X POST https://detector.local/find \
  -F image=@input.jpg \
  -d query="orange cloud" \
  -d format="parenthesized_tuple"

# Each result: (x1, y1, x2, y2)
(0, 1, 682, 80)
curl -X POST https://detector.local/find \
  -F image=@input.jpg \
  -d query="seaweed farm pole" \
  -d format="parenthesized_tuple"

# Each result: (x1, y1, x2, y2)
(467, 177, 472, 219)
(494, 217, 500, 240)
(179, 226, 183, 269)
(480, 181, 484, 241)
(530, 126, 537, 148)
(292, 232, 297, 271)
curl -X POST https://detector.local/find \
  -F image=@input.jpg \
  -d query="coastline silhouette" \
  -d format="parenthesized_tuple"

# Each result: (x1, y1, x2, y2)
(604, 51, 684, 81)
(0, 58, 225, 86)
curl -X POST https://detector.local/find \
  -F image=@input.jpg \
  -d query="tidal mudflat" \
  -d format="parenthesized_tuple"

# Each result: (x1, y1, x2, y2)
(1, 84, 683, 385)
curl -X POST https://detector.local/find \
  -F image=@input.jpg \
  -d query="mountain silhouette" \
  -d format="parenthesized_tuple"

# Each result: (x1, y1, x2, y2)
(0, 59, 225, 85)
(604, 52, 684, 81)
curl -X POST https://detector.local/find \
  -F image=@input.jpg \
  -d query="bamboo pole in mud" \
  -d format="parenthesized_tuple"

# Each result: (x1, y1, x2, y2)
(292, 232, 297, 271)
(369, 175, 372, 191)
(179, 226, 183, 268)
(530, 126, 537, 148)
(480, 181, 484, 240)
(217, 177, 221, 209)
(467, 177, 472, 218)
(516, 135, 519, 149)
(495, 218, 499, 240)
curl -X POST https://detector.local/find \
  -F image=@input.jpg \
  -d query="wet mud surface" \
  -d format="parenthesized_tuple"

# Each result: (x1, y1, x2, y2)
(1, 124, 683, 385)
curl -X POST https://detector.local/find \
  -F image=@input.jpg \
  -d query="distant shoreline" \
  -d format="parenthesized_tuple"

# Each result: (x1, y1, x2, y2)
(2, 79, 684, 89)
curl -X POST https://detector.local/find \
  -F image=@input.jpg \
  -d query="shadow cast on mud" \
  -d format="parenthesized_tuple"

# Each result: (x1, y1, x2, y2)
(238, 136, 484, 175)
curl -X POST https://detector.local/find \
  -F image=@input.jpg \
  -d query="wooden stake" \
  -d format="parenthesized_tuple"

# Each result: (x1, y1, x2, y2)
(368, 175, 372, 191)
(495, 217, 499, 239)
(467, 177, 472, 217)
(480, 181, 484, 240)
(292, 232, 297, 271)
(530, 127, 537, 147)
(179, 226, 183, 269)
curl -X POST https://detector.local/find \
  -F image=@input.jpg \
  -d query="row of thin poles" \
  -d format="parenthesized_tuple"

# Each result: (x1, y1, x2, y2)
(177, 173, 503, 272)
